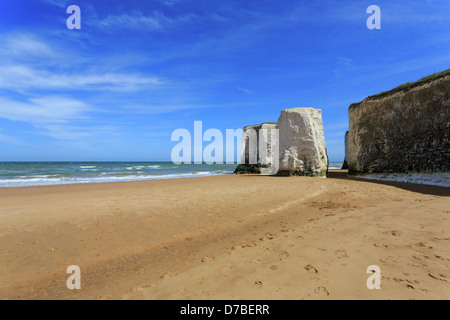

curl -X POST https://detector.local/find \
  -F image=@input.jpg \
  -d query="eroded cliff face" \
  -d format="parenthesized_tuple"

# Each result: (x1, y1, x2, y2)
(348, 74, 450, 174)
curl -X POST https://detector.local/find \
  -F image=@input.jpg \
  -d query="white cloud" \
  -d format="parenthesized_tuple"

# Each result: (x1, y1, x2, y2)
(0, 65, 164, 92)
(0, 33, 166, 92)
(125, 104, 209, 115)
(0, 34, 55, 59)
(237, 87, 255, 95)
(0, 96, 89, 124)
(96, 11, 163, 30)
(159, 0, 182, 7)
(90, 9, 204, 32)
(42, 0, 68, 8)
(0, 96, 124, 141)
(33, 123, 120, 140)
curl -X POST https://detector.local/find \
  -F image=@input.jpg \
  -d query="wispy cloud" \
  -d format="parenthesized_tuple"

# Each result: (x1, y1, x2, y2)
(88, 10, 198, 31)
(0, 96, 124, 141)
(0, 33, 166, 92)
(42, 0, 69, 8)
(237, 87, 255, 95)
(124, 103, 211, 115)
(33, 123, 121, 140)
(159, 0, 182, 7)
(96, 11, 164, 30)
(0, 34, 55, 59)
(0, 96, 90, 124)
(0, 65, 164, 92)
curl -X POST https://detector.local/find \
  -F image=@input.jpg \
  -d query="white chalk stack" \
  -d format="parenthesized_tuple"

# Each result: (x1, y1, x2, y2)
(277, 108, 328, 177)
(235, 107, 328, 177)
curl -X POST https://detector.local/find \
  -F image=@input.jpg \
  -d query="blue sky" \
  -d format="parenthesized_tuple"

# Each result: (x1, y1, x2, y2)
(0, 0, 449, 162)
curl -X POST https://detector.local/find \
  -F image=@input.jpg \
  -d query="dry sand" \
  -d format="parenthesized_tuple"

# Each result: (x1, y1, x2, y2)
(0, 170, 448, 300)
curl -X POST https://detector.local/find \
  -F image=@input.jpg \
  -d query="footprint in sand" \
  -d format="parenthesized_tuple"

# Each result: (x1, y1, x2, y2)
(254, 281, 263, 288)
(201, 256, 215, 262)
(178, 288, 188, 296)
(270, 265, 278, 271)
(434, 255, 448, 261)
(393, 278, 419, 288)
(305, 265, 318, 273)
(245, 242, 257, 248)
(335, 250, 349, 258)
(314, 287, 329, 296)
(279, 251, 290, 259)
(428, 273, 448, 282)
(160, 272, 177, 279)
(415, 242, 433, 249)
(259, 233, 274, 241)
(265, 247, 274, 253)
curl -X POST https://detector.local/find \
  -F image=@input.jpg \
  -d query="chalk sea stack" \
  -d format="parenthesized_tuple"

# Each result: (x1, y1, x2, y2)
(235, 108, 329, 177)
(234, 122, 278, 175)
(276, 108, 328, 177)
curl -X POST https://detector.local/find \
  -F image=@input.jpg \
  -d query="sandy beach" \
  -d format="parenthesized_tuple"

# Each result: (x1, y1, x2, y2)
(0, 170, 448, 300)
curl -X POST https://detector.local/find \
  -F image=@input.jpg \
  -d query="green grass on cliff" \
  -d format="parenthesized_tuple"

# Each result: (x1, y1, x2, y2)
(367, 68, 450, 100)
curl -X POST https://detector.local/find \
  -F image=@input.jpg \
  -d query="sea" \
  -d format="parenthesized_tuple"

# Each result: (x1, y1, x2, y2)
(0, 161, 344, 188)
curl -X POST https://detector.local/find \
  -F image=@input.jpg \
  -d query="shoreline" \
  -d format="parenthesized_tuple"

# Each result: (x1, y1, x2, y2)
(0, 161, 345, 189)
(1, 168, 448, 190)
(0, 171, 235, 190)
(0, 171, 449, 299)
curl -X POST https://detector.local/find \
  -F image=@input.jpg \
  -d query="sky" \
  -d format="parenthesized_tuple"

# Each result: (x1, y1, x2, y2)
(0, 0, 449, 162)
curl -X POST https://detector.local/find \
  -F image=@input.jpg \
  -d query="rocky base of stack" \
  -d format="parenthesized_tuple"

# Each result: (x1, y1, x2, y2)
(234, 164, 265, 174)
(276, 170, 327, 177)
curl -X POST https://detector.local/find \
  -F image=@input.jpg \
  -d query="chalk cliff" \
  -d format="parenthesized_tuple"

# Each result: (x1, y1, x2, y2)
(347, 71, 450, 174)
(277, 108, 328, 177)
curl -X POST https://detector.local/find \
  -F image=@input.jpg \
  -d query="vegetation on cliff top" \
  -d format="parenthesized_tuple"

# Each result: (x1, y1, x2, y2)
(366, 68, 450, 100)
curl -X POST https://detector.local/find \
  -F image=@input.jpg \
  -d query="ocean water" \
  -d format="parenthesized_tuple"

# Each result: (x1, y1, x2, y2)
(0, 162, 238, 188)
(0, 161, 344, 188)
(328, 162, 344, 170)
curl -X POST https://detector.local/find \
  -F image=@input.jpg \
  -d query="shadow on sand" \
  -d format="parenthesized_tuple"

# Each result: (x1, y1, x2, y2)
(234, 170, 449, 197)
(327, 170, 449, 197)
